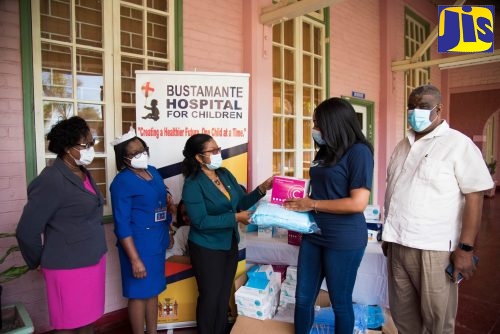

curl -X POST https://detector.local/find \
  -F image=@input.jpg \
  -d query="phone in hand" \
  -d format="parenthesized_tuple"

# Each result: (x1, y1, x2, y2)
(445, 255, 479, 283)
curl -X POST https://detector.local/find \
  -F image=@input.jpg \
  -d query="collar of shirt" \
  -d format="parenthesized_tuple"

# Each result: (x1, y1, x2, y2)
(407, 120, 450, 145)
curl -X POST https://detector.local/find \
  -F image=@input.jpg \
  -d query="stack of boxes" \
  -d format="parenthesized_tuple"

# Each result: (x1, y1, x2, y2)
(364, 204, 382, 242)
(278, 266, 297, 308)
(234, 265, 281, 320)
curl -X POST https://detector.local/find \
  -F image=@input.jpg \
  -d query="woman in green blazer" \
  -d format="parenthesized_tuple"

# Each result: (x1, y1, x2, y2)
(181, 134, 272, 334)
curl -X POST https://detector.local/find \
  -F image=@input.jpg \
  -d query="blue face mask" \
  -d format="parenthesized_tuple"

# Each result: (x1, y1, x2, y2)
(407, 105, 437, 132)
(205, 153, 222, 170)
(312, 129, 326, 145)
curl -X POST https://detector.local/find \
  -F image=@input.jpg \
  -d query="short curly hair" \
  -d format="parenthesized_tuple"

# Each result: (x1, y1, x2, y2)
(47, 116, 90, 157)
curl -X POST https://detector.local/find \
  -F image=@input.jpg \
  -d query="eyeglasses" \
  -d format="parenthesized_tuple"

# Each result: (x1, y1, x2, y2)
(201, 147, 222, 155)
(127, 147, 149, 159)
(75, 138, 96, 150)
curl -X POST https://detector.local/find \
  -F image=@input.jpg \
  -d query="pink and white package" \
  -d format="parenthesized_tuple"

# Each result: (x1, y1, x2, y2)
(271, 176, 309, 205)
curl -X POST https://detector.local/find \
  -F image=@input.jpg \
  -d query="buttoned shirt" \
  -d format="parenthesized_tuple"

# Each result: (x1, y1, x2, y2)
(383, 121, 493, 251)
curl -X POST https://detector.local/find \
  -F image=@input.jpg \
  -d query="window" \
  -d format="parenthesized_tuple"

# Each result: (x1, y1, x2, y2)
(272, 13, 326, 179)
(31, 0, 176, 214)
(404, 9, 430, 110)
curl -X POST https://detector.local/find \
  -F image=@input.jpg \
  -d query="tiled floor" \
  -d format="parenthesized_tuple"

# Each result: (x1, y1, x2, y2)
(92, 192, 500, 334)
(455, 193, 500, 334)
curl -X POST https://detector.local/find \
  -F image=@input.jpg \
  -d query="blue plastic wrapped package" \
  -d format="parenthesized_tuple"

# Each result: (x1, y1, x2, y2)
(366, 305, 385, 329)
(309, 304, 368, 334)
(250, 202, 320, 234)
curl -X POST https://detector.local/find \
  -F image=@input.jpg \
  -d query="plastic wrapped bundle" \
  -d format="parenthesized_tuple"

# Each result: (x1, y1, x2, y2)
(250, 202, 320, 234)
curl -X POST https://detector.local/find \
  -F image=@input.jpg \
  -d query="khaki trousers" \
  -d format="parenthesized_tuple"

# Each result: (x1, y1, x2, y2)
(387, 243, 458, 334)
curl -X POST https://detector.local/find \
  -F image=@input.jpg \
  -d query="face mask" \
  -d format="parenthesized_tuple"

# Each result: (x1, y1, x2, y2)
(312, 129, 326, 145)
(407, 106, 436, 132)
(129, 153, 149, 169)
(205, 153, 222, 170)
(71, 147, 95, 166)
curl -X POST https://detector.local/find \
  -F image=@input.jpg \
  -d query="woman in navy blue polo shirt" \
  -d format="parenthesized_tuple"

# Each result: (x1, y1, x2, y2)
(284, 97, 374, 334)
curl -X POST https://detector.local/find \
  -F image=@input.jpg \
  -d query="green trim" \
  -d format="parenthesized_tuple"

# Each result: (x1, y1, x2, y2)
(19, 0, 37, 183)
(324, 7, 330, 98)
(174, 0, 183, 70)
(404, 7, 431, 60)
(341, 96, 375, 146)
(341, 96, 375, 203)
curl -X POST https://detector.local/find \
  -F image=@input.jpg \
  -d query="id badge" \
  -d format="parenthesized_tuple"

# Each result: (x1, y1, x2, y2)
(155, 207, 167, 222)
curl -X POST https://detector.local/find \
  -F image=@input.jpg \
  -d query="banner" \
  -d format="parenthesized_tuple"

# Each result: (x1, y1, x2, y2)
(135, 71, 250, 329)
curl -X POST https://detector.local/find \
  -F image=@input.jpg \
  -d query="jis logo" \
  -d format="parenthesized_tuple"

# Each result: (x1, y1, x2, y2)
(438, 5, 494, 53)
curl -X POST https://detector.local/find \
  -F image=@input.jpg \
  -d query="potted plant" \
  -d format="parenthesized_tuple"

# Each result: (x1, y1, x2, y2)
(485, 160, 497, 198)
(0, 232, 33, 333)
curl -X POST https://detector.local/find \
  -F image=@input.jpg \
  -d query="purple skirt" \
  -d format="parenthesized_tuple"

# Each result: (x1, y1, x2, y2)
(42, 255, 106, 329)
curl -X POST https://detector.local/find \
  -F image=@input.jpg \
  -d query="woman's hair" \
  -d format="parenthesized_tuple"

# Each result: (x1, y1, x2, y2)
(113, 137, 149, 171)
(182, 133, 212, 178)
(47, 116, 90, 157)
(314, 97, 373, 166)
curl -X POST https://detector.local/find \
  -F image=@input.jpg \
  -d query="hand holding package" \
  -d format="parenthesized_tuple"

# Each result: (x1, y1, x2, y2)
(250, 201, 320, 234)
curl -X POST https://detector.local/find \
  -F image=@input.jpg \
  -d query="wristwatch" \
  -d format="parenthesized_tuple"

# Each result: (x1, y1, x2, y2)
(457, 242, 474, 252)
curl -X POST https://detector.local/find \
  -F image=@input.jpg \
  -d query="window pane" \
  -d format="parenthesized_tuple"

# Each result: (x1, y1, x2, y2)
(148, 60, 169, 71)
(273, 82, 282, 114)
(122, 106, 136, 133)
(41, 0, 71, 42)
(43, 101, 75, 147)
(314, 57, 322, 86)
(303, 54, 311, 84)
(273, 152, 282, 175)
(121, 57, 144, 104)
(78, 103, 104, 152)
(284, 83, 295, 115)
(303, 119, 312, 149)
(303, 22, 311, 52)
(313, 26, 322, 55)
(273, 116, 282, 149)
(284, 20, 294, 46)
(273, 23, 281, 43)
(76, 49, 103, 101)
(148, 0, 169, 11)
(123, 0, 142, 5)
(284, 151, 294, 176)
(302, 151, 312, 179)
(121, 6, 144, 54)
(273, 46, 281, 79)
(284, 118, 295, 149)
(42, 43, 73, 98)
(303, 87, 312, 117)
(284, 49, 294, 81)
(76, 0, 103, 47)
(147, 12, 168, 58)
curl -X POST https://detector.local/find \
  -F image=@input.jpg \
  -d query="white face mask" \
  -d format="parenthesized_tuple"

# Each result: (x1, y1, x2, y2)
(128, 153, 149, 169)
(312, 128, 326, 145)
(205, 153, 222, 170)
(71, 147, 95, 166)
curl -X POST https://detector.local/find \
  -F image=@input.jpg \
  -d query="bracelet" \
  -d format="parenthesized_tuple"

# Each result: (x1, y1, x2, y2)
(313, 201, 318, 213)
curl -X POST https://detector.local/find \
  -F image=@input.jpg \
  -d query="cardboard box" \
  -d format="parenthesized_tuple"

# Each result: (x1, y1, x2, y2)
(231, 290, 331, 334)
(271, 176, 309, 205)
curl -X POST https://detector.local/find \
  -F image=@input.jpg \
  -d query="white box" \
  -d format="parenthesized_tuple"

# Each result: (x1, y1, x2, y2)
(364, 205, 381, 220)
(285, 266, 297, 282)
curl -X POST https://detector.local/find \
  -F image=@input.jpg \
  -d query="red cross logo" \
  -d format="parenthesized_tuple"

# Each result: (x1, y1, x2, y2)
(141, 82, 155, 98)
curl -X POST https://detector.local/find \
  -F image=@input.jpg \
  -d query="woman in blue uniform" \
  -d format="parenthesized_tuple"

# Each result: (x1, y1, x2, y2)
(283, 97, 374, 334)
(110, 128, 173, 334)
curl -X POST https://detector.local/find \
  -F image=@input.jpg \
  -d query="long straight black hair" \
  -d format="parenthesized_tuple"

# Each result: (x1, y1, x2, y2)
(314, 97, 373, 166)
